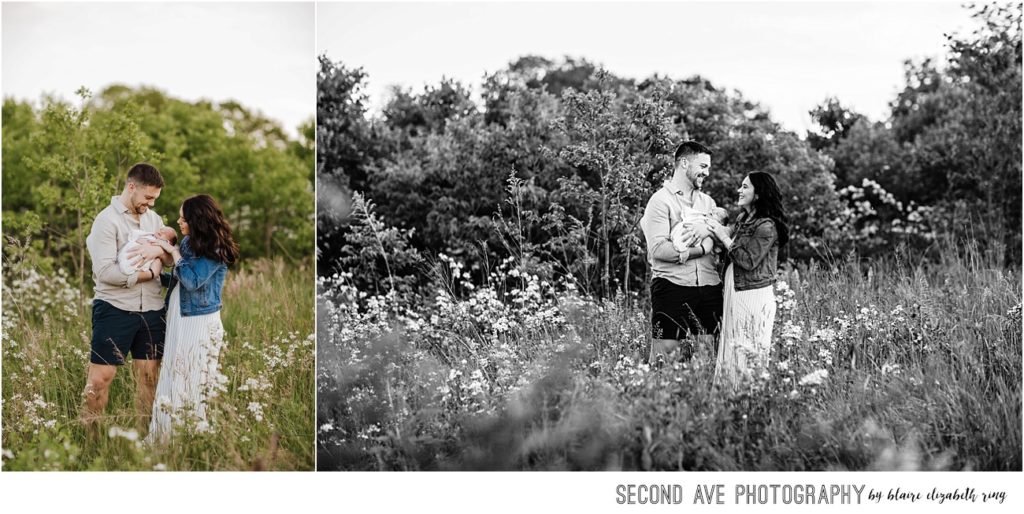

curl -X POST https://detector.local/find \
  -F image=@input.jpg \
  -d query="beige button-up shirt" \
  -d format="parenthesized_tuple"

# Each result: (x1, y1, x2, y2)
(640, 182, 722, 287)
(85, 196, 166, 312)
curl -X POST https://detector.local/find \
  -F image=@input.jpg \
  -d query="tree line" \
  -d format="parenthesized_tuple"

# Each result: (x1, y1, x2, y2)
(320, 3, 1020, 300)
(3, 85, 315, 295)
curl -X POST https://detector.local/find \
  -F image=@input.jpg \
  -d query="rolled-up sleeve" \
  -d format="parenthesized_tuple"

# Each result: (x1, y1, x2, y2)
(729, 220, 777, 271)
(86, 215, 138, 288)
(641, 199, 683, 263)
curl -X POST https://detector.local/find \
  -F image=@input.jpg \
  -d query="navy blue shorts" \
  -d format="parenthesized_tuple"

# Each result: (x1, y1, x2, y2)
(650, 278, 723, 341)
(90, 300, 166, 365)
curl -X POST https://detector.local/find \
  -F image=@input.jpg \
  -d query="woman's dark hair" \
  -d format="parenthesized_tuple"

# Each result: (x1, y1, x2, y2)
(181, 194, 240, 265)
(747, 171, 789, 246)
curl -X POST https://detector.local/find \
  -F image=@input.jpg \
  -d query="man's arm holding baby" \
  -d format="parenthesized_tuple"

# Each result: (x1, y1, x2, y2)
(88, 216, 145, 287)
(126, 240, 169, 278)
(675, 222, 713, 248)
(130, 242, 162, 283)
(645, 201, 711, 264)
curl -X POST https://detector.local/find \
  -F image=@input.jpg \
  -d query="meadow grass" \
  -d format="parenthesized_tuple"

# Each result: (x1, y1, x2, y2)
(2, 258, 314, 471)
(317, 243, 1021, 471)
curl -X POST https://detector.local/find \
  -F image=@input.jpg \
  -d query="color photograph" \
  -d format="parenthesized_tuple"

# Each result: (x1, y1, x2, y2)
(2, 1, 315, 471)
(316, 1, 1021, 471)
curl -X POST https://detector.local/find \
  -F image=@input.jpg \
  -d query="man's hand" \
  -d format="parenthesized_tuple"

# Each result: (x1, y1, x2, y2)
(126, 241, 165, 267)
(681, 221, 712, 241)
(675, 226, 698, 248)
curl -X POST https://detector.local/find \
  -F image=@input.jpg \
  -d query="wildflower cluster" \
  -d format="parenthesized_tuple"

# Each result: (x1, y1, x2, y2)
(768, 269, 961, 401)
(426, 255, 567, 337)
(4, 392, 58, 435)
(317, 254, 631, 462)
(2, 265, 80, 320)
(3, 257, 315, 470)
(319, 229, 1021, 471)
(833, 178, 937, 255)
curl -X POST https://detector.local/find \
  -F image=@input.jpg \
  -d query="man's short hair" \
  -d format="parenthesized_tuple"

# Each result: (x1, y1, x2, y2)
(127, 163, 164, 188)
(673, 141, 713, 164)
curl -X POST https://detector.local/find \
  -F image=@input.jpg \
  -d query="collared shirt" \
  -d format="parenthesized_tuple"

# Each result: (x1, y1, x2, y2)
(640, 181, 722, 287)
(85, 196, 166, 312)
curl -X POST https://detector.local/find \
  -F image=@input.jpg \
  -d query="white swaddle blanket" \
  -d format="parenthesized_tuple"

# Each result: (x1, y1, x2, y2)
(670, 204, 716, 252)
(118, 229, 161, 275)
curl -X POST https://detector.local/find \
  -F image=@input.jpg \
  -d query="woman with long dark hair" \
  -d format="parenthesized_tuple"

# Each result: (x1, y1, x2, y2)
(145, 194, 240, 442)
(706, 172, 789, 384)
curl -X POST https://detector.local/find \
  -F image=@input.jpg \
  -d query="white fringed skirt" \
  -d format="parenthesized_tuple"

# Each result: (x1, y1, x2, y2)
(147, 286, 225, 443)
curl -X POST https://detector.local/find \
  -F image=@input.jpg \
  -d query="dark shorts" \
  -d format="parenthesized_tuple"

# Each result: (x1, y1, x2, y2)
(650, 278, 723, 341)
(90, 299, 166, 365)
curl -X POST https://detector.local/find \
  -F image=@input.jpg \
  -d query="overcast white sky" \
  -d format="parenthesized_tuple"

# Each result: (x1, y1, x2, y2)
(2, 2, 314, 138)
(318, 1, 975, 134)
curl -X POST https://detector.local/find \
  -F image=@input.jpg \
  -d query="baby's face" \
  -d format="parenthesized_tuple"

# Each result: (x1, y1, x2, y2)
(713, 209, 729, 224)
(156, 228, 177, 243)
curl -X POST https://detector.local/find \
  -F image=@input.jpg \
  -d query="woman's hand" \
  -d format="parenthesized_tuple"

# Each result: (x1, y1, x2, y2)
(704, 219, 726, 239)
(704, 219, 734, 248)
(152, 238, 177, 254)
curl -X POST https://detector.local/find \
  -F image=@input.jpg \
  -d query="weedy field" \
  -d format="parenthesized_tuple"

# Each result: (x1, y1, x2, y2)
(317, 245, 1021, 471)
(2, 257, 314, 471)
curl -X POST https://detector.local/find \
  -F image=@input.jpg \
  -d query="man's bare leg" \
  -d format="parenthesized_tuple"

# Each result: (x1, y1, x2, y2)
(132, 359, 160, 432)
(82, 363, 117, 439)
(649, 338, 681, 365)
(695, 334, 716, 364)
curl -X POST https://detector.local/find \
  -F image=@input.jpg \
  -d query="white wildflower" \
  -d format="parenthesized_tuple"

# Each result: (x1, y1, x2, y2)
(881, 363, 902, 375)
(798, 369, 828, 386)
(247, 402, 265, 422)
(107, 426, 140, 442)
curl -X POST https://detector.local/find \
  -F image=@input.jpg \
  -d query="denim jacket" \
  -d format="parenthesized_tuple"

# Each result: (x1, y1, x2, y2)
(728, 215, 778, 292)
(160, 236, 228, 316)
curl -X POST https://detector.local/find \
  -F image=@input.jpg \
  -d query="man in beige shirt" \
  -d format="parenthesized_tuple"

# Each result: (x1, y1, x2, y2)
(82, 163, 172, 434)
(640, 141, 723, 365)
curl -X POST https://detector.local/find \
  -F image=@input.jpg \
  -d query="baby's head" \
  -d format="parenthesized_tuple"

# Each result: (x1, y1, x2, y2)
(156, 227, 178, 246)
(712, 207, 729, 224)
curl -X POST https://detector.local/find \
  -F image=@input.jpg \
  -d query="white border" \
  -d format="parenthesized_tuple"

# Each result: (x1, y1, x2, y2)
(2, 2, 1022, 514)
(1, 471, 1024, 512)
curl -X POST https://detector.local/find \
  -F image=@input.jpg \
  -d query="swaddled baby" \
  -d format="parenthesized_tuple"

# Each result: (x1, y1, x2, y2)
(671, 206, 729, 257)
(117, 227, 178, 276)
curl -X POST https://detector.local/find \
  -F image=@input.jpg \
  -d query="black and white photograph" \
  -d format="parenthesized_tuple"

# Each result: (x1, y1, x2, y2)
(315, 1, 1022, 471)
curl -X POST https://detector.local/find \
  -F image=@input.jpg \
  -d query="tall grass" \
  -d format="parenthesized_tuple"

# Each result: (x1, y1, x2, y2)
(317, 243, 1021, 471)
(2, 256, 315, 471)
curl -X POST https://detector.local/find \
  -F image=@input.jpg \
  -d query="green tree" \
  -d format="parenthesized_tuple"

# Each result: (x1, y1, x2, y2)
(23, 88, 148, 300)
(3, 85, 314, 285)
(94, 85, 314, 262)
